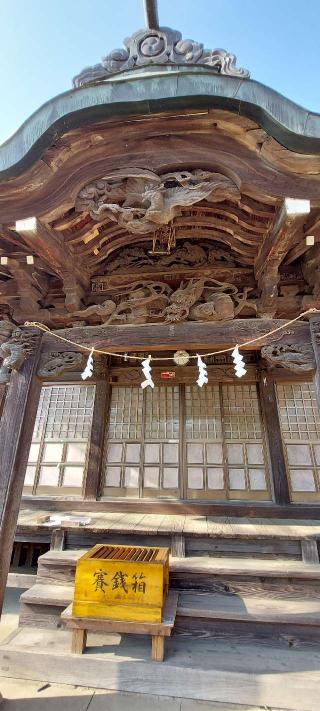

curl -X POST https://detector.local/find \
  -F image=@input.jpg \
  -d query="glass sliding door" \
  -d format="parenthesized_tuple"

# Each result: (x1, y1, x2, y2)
(102, 385, 180, 497)
(102, 381, 271, 501)
(277, 382, 320, 501)
(24, 384, 95, 496)
(186, 383, 271, 500)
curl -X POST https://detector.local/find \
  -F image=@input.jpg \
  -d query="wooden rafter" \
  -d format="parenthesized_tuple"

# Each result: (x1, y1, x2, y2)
(254, 198, 310, 317)
(255, 199, 310, 280)
(15, 217, 90, 311)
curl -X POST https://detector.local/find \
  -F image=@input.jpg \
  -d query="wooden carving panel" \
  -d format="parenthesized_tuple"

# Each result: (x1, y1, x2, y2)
(75, 169, 240, 234)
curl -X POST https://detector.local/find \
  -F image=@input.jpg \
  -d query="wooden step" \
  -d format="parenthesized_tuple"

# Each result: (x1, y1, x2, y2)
(170, 555, 320, 596)
(37, 549, 320, 577)
(171, 555, 320, 579)
(36, 549, 320, 592)
(177, 592, 320, 626)
(20, 583, 73, 608)
(175, 590, 320, 644)
(19, 583, 73, 628)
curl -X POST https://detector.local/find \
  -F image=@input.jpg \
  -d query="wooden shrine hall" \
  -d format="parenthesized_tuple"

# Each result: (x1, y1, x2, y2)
(1, 2, 320, 704)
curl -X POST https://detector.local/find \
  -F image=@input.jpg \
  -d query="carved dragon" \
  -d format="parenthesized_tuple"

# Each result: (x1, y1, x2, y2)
(69, 278, 255, 325)
(75, 169, 240, 234)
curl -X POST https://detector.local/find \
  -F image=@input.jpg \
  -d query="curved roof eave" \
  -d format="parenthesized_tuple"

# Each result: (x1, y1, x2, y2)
(1, 68, 320, 182)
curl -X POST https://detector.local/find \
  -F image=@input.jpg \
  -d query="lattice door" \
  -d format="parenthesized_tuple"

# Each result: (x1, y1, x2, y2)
(24, 384, 95, 495)
(102, 385, 180, 497)
(277, 382, 320, 501)
(186, 383, 271, 500)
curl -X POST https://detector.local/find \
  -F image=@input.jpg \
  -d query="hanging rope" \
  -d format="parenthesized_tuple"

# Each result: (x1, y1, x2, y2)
(24, 307, 320, 362)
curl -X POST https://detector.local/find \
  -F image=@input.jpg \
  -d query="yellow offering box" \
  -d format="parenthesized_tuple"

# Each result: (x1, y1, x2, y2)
(73, 544, 169, 623)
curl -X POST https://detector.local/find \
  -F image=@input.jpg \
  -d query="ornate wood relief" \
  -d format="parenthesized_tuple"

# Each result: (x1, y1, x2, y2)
(72, 27, 249, 88)
(38, 351, 84, 378)
(261, 343, 316, 372)
(71, 278, 256, 325)
(94, 241, 236, 276)
(0, 324, 40, 383)
(110, 364, 258, 386)
(75, 169, 240, 234)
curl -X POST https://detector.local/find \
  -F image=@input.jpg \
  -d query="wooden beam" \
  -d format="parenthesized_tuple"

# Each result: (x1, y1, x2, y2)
(83, 379, 109, 500)
(41, 319, 311, 355)
(258, 370, 290, 505)
(255, 198, 310, 280)
(15, 217, 89, 311)
(20, 495, 320, 519)
(310, 316, 320, 412)
(0, 337, 41, 616)
(255, 199, 310, 317)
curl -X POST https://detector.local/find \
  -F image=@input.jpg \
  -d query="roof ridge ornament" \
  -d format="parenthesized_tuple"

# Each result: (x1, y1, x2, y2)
(72, 26, 250, 88)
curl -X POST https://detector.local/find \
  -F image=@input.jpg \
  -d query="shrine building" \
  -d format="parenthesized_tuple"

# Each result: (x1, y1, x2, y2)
(1, 3, 320, 691)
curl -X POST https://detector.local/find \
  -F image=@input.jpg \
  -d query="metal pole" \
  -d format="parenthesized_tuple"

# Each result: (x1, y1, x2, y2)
(144, 0, 159, 29)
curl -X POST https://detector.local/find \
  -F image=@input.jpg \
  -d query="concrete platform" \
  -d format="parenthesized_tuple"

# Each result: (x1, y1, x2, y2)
(0, 624, 319, 710)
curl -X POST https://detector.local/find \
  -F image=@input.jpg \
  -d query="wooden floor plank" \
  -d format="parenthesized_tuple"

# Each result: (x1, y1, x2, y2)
(16, 508, 320, 540)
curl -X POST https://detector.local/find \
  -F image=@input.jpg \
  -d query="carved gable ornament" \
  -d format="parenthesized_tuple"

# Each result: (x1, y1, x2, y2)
(0, 323, 39, 383)
(261, 343, 316, 372)
(75, 169, 240, 234)
(72, 26, 250, 88)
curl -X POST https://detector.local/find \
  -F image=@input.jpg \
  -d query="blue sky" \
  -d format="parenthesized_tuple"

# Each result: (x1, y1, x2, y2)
(0, 0, 319, 145)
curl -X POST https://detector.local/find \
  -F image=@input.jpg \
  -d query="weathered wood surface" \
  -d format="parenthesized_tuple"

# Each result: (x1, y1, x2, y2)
(0, 338, 41, 615)
(255, 198, 310, 281)
(301, 539, 320, 565)
(170, 556, 320, 579)
(62, 592, 178, 637)
(21, 583, 73, 608)
(83, 379, 109, 500)
(1, 110, 320, 222)
(62, 592, 178, 661)
(17, 510, 320, 540)
(50, 528, 66, 551)
(1, 627, 320, 709)
(177, 591, 320, 625)
(71, 628, 86, 654)
(258, 372, 290, 505)
(40, 319, 311, 354)
(20, 496, 320, 519)
(310, 316, 320, 411)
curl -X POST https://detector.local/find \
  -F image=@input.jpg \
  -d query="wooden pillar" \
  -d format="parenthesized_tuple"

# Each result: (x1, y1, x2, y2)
(310, 316, 320, 411)
(258, 369, 290, 505)
(0, 338, 41, 615)
(83, 379, 109, 500)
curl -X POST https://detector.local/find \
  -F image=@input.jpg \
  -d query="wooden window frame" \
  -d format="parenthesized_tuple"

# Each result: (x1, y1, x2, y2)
(275, 375, 320, 503)
(23, 381, 96, 498)
(101, 371, 272, 502)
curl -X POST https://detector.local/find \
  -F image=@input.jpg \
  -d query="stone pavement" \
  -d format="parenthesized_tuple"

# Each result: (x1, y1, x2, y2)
(0, 679, 284, 711)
